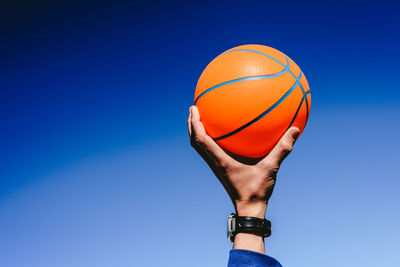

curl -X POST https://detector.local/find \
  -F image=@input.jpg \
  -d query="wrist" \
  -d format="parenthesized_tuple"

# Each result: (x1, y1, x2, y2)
(234, 201, 267, 219)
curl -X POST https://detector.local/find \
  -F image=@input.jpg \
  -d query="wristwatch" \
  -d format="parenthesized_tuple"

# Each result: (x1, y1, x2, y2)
(227, 213, 271, 242)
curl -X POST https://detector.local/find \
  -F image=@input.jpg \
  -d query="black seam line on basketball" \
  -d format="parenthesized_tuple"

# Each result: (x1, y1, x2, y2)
(279, 54, 309, 123)
(214, 71, 303, 141)
(304, 93, 310, 124)
(287, 67, 309, 122)
(194, 53, 291, 105)
(286, 90, 311, 132)
(194, 70, 288, 105)
(225, 49, 310, 123)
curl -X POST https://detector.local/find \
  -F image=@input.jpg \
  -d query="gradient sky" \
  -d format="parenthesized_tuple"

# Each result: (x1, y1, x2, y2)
(1, 1, 399, 266)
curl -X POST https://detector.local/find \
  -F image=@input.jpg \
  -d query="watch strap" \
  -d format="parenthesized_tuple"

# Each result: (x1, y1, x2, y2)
(236, 216, 271, 237)
(227, 213, 271, 242)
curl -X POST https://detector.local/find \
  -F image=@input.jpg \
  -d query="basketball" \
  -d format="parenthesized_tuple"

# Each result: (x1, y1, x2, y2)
(194, 44, 311, 158)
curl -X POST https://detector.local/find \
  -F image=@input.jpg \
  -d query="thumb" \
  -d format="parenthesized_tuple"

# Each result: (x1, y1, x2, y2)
(260, 127, 300, 168)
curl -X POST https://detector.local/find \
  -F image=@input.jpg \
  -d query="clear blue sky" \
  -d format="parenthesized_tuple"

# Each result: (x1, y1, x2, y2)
(1, 1, 399, 266)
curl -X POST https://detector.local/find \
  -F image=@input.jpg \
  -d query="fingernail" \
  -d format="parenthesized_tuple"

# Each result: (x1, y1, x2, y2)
(290, 127, 300, 141)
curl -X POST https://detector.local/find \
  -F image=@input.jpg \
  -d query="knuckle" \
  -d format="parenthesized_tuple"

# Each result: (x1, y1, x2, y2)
(219, 158, 233, 169)
(194, 135, 210, 148)
(261, 160, 280, 172)
(280, 140, 293, 153)
(195, 135, 205, 145)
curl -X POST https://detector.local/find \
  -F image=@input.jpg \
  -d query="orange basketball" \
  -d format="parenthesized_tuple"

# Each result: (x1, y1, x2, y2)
(194, 44, 311, 158)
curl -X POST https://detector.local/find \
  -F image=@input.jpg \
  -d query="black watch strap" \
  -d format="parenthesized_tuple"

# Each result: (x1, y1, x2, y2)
(227, 213, 271, 242)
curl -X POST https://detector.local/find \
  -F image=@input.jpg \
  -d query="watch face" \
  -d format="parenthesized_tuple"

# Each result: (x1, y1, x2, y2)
(227, 214, 236, 241)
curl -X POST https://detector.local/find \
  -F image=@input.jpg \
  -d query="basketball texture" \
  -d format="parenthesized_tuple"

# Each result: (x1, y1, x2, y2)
(194, 44, 311, 158)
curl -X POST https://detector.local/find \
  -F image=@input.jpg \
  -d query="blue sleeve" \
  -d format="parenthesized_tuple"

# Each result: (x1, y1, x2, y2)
(228, 249, 282, 267)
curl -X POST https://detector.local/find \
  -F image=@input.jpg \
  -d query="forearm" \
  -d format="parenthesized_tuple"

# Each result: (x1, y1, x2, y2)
(233, 233, 265, 254)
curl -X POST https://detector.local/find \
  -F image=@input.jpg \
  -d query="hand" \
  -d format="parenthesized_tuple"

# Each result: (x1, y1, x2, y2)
(188, 106, 300, 218)
(188, 106, 300, 253)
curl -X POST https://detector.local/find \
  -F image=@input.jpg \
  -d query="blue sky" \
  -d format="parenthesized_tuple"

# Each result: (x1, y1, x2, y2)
(1, 1, 399, 266)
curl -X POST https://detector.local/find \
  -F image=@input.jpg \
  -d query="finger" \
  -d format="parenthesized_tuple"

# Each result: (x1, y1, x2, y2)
(189, 106, 215, 167)
(193, 143, 235, 200)
(187, 106, 193, 137)
(190, 106, 232, 166)
(259, 127, 300, 169)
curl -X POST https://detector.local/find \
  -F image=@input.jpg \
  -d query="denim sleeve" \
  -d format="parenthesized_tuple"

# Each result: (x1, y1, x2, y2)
(228, 249, 282, 267)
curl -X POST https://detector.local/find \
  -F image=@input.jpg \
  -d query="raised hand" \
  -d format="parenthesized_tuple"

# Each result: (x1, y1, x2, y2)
(188, 106, 300, 253)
